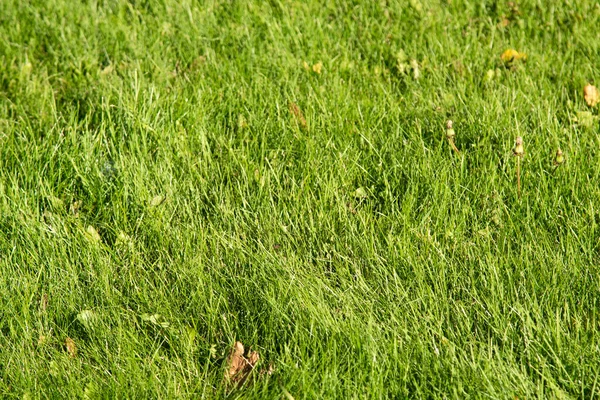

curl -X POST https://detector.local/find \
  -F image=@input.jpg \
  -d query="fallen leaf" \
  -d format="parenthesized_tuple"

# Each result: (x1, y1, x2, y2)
(226, 341, 260, 385)
(288, 102, 307, 129)
(584, 84, 599, 107)
(227, 341, 247, 380)
(500, 49, 527, 66)
(65, 337, 77, 358)
(247, 350, 259, 365)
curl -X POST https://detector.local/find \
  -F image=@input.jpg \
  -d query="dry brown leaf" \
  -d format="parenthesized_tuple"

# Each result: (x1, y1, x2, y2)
(227, 341, 246, 379)
(226, 341, 260, 385)
(584, 84, 599, 107)
(65, 337, 77, 358)
(288, 102, 307, 129)
(247, 350, 259, 365)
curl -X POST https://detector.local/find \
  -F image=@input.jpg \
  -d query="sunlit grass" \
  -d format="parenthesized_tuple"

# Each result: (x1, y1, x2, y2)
(1, 0, 600, 398)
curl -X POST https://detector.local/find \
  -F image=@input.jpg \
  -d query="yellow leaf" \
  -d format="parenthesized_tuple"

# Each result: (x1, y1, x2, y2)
(312, 62, 322, 74)
(584, 84, 599, 107)
(500, 49, 526, 64)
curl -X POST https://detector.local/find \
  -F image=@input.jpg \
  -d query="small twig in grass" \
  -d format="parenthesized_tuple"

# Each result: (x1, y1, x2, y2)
(513, 136, 524, 198)
(445, 120, 460, 155)
(552, 148, 564, 174)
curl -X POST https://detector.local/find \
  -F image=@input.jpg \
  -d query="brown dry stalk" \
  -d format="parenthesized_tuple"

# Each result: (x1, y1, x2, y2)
(288, 102, 307, 129)
(65, 337, 77, 358)
(445, 120, 460, 155)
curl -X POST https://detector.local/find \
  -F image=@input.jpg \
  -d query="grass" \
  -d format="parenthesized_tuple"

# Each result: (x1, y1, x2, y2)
(1, 0, 600, 398)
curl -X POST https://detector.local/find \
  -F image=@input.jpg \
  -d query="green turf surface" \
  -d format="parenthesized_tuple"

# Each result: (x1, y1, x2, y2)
(1, 0, 600, 398)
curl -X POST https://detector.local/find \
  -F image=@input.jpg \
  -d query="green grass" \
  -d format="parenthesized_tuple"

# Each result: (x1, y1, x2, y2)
(1, 0, 600, 398)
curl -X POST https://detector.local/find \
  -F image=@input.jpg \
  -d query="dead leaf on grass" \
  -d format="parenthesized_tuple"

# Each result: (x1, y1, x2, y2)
(226, 341, 260, 385)
(288, 102, 307, 129)
(584, 84, 599, 107)
(65, 337, 77, 358)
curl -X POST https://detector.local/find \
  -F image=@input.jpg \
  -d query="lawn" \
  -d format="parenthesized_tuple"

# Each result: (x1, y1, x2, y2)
(1, 0, 600, 398)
